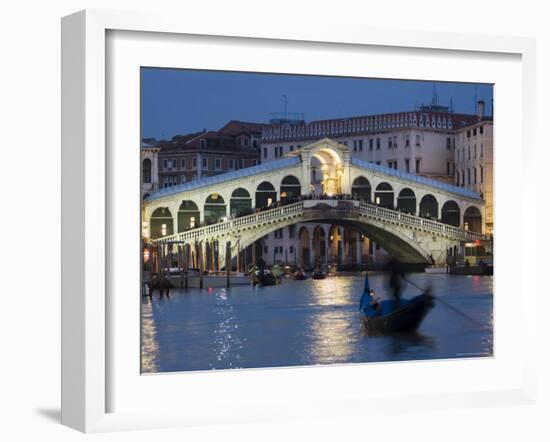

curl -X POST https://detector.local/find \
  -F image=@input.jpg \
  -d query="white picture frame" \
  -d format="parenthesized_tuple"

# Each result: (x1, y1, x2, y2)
(61, 9, 537, 433)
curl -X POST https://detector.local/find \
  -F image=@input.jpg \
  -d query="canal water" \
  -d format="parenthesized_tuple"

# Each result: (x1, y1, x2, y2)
(141, 273, 493, 373)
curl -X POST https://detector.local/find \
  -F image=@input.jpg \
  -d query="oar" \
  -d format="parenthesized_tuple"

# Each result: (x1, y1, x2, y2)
(402, 276, 488, 330)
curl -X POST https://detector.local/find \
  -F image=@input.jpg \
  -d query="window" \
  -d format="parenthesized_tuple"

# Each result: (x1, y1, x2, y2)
(474, 144, 477, 159)
(274, 146, 279, 158)
(289, 145, 294, 151)
(405, 159, 410, 172)
(180, 175, 187, 184)
(142, 159, 151, 183)
(474, 167, 477, 184)
(481, 143, 484, 158)
(446, 138, 451, 149)
(447, 162, 451, 175)
(264, 245, 268, 254)
(468, 146, 471, 161)
(415, 159, 421, 173)
(274, 229, 283, 239)
(456, 171, 460, 186)
(192, 157, 197, 169)
(353, 140, 357, 152)
(192, 174, 197, 181)
(215, 158, 222, 170)
(279, 146, 283, 157)
(480, 126, 484, 135)
(473, 128, 477, 136)
(244, 137, 249, 147)
(375, 161, 381, 165)
(480, 166, 484, 183)
(358, 139, 363, 151)
(467, 130, 471, 138)
(415, 135, 421, 146)
(392, 136, 397, 148)
(289, 245, 294, 254)
(405, 135, 410, 147)
(180, 158, 186, 169)
(387, 137, 392, 148)
(253, 160, 260, 166)
(369, 139, 374, 151)
(467, 168, 471, 185)
(461, 170, 465, 186)
(376, 138, 381, 150)
(228, 159, 235, 170)
(238, 159, 244, 169)
(263, 148, 267, 159)
(387, 160, 397, 169)
(200, 139, 206, 148)
(202, 157, 208, 169)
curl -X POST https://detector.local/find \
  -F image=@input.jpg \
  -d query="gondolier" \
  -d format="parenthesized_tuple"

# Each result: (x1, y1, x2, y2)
(359, 271, 434, 334)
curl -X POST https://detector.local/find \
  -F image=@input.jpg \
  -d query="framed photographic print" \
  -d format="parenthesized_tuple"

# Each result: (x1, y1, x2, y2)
(62, 9, 537, 433)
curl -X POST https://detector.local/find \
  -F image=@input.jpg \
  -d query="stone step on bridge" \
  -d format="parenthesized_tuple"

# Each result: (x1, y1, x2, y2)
(153, 199, 488, 266)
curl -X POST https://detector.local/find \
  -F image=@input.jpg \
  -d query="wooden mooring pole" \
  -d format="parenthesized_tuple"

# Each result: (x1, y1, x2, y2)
(225, 241, 231, 288)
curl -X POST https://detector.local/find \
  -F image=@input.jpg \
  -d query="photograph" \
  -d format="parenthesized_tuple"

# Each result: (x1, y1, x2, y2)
(139, 68, 494, 374)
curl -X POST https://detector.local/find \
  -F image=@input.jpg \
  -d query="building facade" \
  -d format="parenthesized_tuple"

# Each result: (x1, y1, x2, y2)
(141, 141, 160, 199)
(453, 101, 494, 233)
(154, 120, 264, 190)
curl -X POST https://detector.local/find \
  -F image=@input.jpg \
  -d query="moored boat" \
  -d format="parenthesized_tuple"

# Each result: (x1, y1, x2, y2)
(312, 268, 327, 279)
(293, 268, 307, 280)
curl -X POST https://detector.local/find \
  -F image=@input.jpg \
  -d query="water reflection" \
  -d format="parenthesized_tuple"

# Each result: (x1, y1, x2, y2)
(141, 274, 494, 373)
(211, 288, 244, 369)
(308, 277, 356, 364)
(141, 297, 159, 373)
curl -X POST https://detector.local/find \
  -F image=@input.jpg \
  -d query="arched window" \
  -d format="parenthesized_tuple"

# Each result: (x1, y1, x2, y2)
(351, 176, 371, 202)
(419, 194, 438, 219)
(441, 201, 460, 227)
(150, 207, 173, 239)
(374, 182, 394, 209)
(230, 188, 252, 217)
(178, 200, 200, 231)
(464, 206, 482, 233)
(280, 175, 301, 202)
(397, 188, 416, 214)
(204, 194, 226, 225)
(142, 158, 152, 183)
(255, 181, 277, 208)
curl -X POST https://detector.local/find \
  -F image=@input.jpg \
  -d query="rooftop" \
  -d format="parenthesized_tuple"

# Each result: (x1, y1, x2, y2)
(145, 156, 301, 201)
(351, 157, 482, 200)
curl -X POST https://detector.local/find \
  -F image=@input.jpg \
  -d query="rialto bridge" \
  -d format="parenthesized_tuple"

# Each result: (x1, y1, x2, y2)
(142, 138, 487, 267)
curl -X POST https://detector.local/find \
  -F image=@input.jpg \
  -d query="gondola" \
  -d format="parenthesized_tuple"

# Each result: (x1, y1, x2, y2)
(312, 268, 327, 280)
(293, 268, 307, 280)
(359, 272, 434, 334)
(249, 267, 277, 286)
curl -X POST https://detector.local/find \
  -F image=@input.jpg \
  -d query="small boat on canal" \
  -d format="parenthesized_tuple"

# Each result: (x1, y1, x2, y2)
(312, 267, 327, 280)
(359, 273, 434, 334)
(293, 268, 307, 280)
(248, 266, 277, 287)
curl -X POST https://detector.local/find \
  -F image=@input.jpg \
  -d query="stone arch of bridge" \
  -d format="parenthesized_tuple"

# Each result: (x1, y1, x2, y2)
(231, 212, 432, 265)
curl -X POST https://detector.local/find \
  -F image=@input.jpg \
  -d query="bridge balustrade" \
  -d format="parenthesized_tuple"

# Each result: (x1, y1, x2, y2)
(154, 199, 488, 244)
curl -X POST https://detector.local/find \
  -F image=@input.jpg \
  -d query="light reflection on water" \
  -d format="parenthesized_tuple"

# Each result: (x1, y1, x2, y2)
(141, 273, 493, 373)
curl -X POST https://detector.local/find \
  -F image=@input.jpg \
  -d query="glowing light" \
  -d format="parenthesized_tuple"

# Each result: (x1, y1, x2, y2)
(161, 224, 167, 236)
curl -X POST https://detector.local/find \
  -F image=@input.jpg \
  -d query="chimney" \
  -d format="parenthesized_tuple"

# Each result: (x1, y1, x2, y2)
(477, 100, 485, 120)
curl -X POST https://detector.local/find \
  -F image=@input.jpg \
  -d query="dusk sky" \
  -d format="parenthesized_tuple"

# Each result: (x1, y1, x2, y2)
(141, 68, 493, 140)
